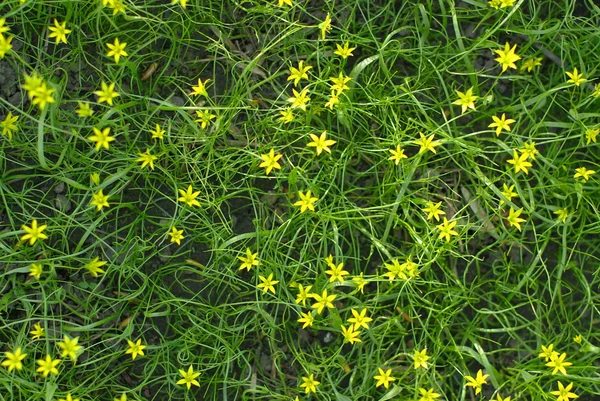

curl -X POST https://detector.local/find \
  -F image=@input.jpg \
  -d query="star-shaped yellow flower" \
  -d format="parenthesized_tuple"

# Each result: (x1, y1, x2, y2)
(259, 149, 283, 175)
(307, 131, 336, 155)
(20, 219, 48, 245)
(488, 113, 515, 136)
(89, 127, 115, 151)
(48, 19, 71, 44)
(436, 218, 458, 242)
(414, 133, 441, 154)
(507, 150, 532, 174)
(493, 42, 521, 72)
(178, 185, 201, 207)
(293, 190, 318, 213)
(94, 81, 120, 105)
(452, 87, 478, 113)
(287, 61, 312, 86)
(566, 68, 587, 86)
(106, 38, 128, 63)
(373, 367, 395, 389)
(334, 42, 356, 59)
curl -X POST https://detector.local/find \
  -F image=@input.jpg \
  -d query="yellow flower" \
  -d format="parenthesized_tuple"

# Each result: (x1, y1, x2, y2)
(287, 88, 311, 110)
(293, 190, 318, 213)
(297, 311, 315, 328)
(334, 42, 356, 59)
(0, 111, 18, 139)
(488, 113, 515, 136)
(125, 339, 146, 360)
(452, 87, 478, 113)
(178, 185, 201, 207)
(300, 374, 320, 394)
(488, 0, 502, 8)
(554, 208, 569, 223)
(347, 308, 372, 330)
(22, 73, 43, 99)
(89, 127, 115, 151)
(190, 78, 211, 97)
(307, 131, 336, 155)
(494, 395, 511, 401)
(2, 348, 27, 372)
(499, 183, 517, 206)
(90, 173, 101, 185)
(21, 220, 48, 245)
(573, 335, 583, 344)
(325, 262, 349, 283)
(373, 368, 395, 389)
(48, 19, 71, 44)
(574, 167, 595, 182)
(506, 207, 526, 231)
(295, 284, 312, 306)
(500, 0, 516, 6)
(114, 394, 128, 401)
(168, 227, 184, 245)
(0, 33, 13, 58)
(413, 348, 430, 369)
(584, 128, 599, 144)
(566, 68, 587, 86)
(414, 132, 441, 154)
(330, 72, 351, 93)
(58, 394, 80, 401)
(177, 366, 201, 389)
(436, 218, 458, 242)
(259, 149, 283, 175)
(238, 248, 258, 271)
(287, 61, 312, 86)
(506, 150, 532, 174)
(29, 263, 43, 279)
(0, 18, 9, 34)
(94, 81, 120, 105)
(36, 354, 61, 377)
(106, 38, 128, 63)
(58, 335, 82, 362)
(257, 273, 278, 294)
(279, 108, 294, 123)
(419, 388, 441, 401)
(31, 82, 55, 110)
(277, 0, 293, 6)
(76, 102, 94, 118)
(311, 289, 336, 314)
(551, 381, 578, 401)
(90, 189, 110, 211)
(591, 83, 600, 98)
(194, 110, 216, 129)
(107, 0, 126, 14)
(464, 369, 488, 395)
(388, 145, 407, 164)
(318, 13, 332, 40)
(383, 258, 407, 281)
(546, 352, 573, 375)
(422, 201, 445, 222)
(519, 141, 538, 160)
(136, 148, 157, 170)
(341, 324, 361, 344)
(493, 42, 521, 72)
(539, 344, 559, 362)
(83, 257, 107, 277)
(150, 123, 165, 140)
(352, 273, 368, 293)
(520, 57, 542, 73)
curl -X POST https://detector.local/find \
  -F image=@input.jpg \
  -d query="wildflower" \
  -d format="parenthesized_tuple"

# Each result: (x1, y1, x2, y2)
(494, 43, 521, 72)
(295, 284, 312, 306)
(546, 352, 573, 375)
(500, 0, 516, 6)
(554, 208, 569, 223)
(352, 273, 368, 293)
(58, 394, 80, 401)
(0, 111, 18, 139)
(293, 190, 318, 213)
(107, 0, 126, 14)
(277, 0, 293, 6)
(494, 395, 511, 401)
(195, 110, 216, 129)
(419, 388, 441, 401)
(325, 91, 339, 110)
(177, 366, 201, 389)
(48, 19, 71, 44)
(29, 263, 43, 279)
(465, 369, 488, 395)
(520, 141, 538, 160)
(58, 335, 82, 362)
(507, 150, 532, 174)
(22, 73, 43, 98)
(452, 87, 478, 113)
(31, 82, 55, 110)
(500, 183, 517, 206)
(287, 61, 312, 86)
(136, 149, 157, 170)
(566, 68, 587, 86)
(257, 273, 278, 294)
(125, 339, 146, 360)
(551, 382, 578, 401)
(311, 289, 336, 314)
(150, 123, 166, 140)
(0, 33, 12, 58)
(114, 394, 128, 401)
(83, 257, 107, 277)
(0, 18, 8, 34)
(259, 149, 283, 175)
(521, 57, 542, 73)
(94, 81, 120, 105)
(36, 354, 61, 377)
(287, 88, 311, 111)
(297, 311, 315, 328)
(90, 173, 101, 185)
(347, 308, 372, 330)
(2, 348, 27, 372)
(106, 38, 128, 63)
(90, 189, 110, 211)
(171, 0, 188, 8)
(574, 167, 595, 182)
(373, 368, 395, 389)
(168, 227, 184, 245)
(334, 42, 356, 59)
(573, 335, 583, 344)
(324, 254, 335, 267)
(506, 207, 526, 231)
(307, 131, 336, 155)
(413, 348, 430, 369)
(178, 185, 201, 207)
(539, 344, 559, 362)
(414, 132, 441, 153)
(330, 72, 351, 93)
(388, 145, 407, 164)
(238, 248, 258, 271)
(300, 374, 320, 394)
(383, 259, 407, 281)
(436, 218, 458, 242)
(489, 114, 515, 136)
(591, 84, 600, 98)
(422, 201, 445, 221)
(76, 102, 94, 118)
(403, 256, 419, 278)
(21, 220, 48, 245)
(341, 324, 361, 344)
(488, 0, 502, 8)
(279, 109, 294, 123)
(325, 262, 349, 283)
(318, 13, 332, 40)
(190, 78, 211, 97)
(584, 128, 598, 144)
(89, 127, 115, 151)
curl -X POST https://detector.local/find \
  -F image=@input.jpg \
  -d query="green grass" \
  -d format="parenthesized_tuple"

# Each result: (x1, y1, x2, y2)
(1, 0, 600, 400)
